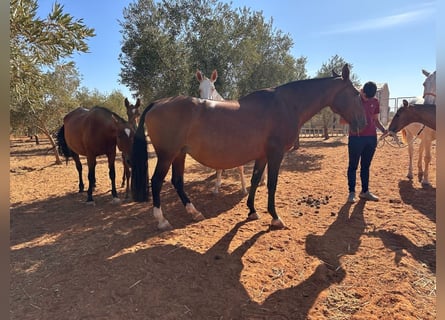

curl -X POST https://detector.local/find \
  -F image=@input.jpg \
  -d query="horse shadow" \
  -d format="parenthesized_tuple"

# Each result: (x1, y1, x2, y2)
(11, 195, 366, 319)
(372, 230, 435, 274)
(398, 180, 436, 222)
(239, 200, 365, 318)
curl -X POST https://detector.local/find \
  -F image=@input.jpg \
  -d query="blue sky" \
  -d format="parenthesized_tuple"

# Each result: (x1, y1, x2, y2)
(37, 0, 436, 108)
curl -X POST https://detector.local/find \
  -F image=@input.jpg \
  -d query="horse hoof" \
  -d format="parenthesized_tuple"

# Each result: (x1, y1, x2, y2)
(111, 197, 121, 204)
(192, 212, 205, 221)
(85, 201, 95, 206)
(247, 212, 260, 221)
(270, 218, 287, 230)
(158, 220, 173, 231)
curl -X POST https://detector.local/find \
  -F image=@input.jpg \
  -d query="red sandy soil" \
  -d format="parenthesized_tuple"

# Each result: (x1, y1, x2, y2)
(10, 135, 436, 319)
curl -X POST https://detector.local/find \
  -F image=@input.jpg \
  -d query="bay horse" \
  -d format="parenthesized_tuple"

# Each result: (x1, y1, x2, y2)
(196, 69, 247, 195)
(131, 64, 366, 230)
(57, 106, 135, 203)
(398, 69, 436, 186)
(121, 98, 141, 197)
(386, 99, 435, 132)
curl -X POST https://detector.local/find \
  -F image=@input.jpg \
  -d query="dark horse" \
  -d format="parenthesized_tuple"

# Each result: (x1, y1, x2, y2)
(57, 106, 135, 203)
(386, 99, 436, 132)
(120, 98, 141, 197)
(131, 64, 366, 230)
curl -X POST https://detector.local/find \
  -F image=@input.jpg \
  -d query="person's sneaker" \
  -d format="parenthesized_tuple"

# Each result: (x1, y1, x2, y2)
(347, 192, 356, 203)
(359, 191, 379, 201)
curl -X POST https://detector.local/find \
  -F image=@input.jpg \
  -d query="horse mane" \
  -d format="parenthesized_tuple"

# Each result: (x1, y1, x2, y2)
(277, 74, 338, 90)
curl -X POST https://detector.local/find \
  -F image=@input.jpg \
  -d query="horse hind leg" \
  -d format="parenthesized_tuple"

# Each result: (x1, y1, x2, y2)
(213, 169, 223, 194)
(238, 166, 247, 195)
(151, 155, 175, 230)
(172, 153, 205, 222)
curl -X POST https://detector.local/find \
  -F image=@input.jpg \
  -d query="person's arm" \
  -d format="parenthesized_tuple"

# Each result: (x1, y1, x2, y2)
(373, 114, 387, 134)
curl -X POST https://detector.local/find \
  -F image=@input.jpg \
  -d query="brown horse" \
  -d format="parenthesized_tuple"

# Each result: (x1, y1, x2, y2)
(387, 99, 436, 132)
(121, 98, 141, 197)
(131, 64, 366, 230)
(57, 106, 135, 203)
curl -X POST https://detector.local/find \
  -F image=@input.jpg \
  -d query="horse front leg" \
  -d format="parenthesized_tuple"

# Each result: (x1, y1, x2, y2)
(421, 140, 432, 186)
(121, 154, 126, 188)
(265, 151, 286, 229)
(72, 153, 84, 192)
(107, 154, 121, 204)
(172, 152, 205, 222)
(122, 156, 131, 199)
(86, 157, 97, 204)
(246, 157, 267, 220)
(407, 142, 414, 180)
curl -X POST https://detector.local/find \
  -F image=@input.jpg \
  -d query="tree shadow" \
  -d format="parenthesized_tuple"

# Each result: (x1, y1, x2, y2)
(398, 180, 436, 222)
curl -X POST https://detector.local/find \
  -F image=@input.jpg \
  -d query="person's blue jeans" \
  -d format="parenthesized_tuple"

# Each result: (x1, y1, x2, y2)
(347, 136, 377, 193)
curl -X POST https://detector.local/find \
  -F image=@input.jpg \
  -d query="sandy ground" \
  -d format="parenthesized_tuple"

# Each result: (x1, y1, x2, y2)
(10, 134, 436, 319)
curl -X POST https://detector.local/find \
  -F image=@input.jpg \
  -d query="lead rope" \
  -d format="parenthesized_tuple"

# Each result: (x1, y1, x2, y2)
(379, 124, 425, 148)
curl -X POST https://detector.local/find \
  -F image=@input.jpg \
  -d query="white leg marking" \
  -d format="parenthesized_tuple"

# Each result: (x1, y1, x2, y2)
(185, 203, 205, 221)
(213, 169, 222, 194)
(111, 197, 121, 204)
(238, 166, 247, 195)
(153, 207, 172, 230)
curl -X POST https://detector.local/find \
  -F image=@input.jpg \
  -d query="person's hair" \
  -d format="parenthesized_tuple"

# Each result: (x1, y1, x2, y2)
(363, 81, 377, 98)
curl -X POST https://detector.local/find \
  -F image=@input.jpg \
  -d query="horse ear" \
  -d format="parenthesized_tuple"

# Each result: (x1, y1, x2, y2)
(402, 99, 408, 107)
(196, 70, 203, 81)
(124, 98, 129, 108)
(211, 69, 218, 82)
(341, 64, 350, 81)
(422, 69, 430, 77)
(135, 98, 141, 107)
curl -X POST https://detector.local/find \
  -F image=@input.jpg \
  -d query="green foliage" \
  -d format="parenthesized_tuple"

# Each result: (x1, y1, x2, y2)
(10, 0, 95, 135)
(119, 0, 307, 101)
(76, 88, 128, 119)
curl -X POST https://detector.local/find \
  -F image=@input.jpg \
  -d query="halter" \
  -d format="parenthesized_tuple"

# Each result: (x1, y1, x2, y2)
(423, 92, 436, 98)
(379, 124, 426, 148)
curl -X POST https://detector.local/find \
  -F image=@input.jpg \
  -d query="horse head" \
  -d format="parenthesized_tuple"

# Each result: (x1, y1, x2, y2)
(196, 69, 222, 100)
(329, 64, 367, 133)
(113, 115, 135, 166)
(422, 69, 436, 104)
(124, 98, 141, 128)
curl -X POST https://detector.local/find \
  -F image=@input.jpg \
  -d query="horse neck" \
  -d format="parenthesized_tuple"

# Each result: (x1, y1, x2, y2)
(280, 78, 345, 125)
(213, 89, 224, 101)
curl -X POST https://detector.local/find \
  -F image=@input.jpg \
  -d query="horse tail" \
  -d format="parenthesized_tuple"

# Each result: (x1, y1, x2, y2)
(56, 125, 73, 165)
(401, 128, 407, 144)
(131, 103, 154, 202)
